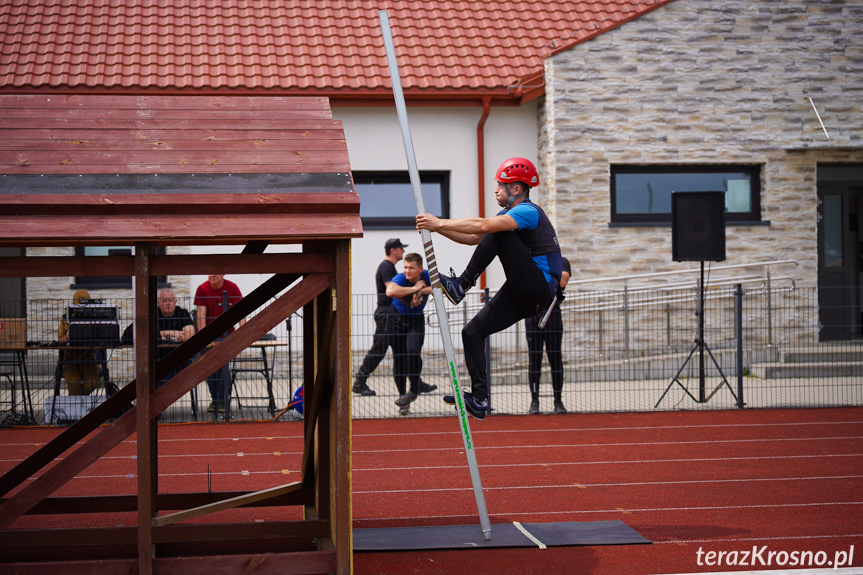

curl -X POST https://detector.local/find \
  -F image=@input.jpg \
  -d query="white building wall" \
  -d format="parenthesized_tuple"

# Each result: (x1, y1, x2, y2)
(335, 104, 539, 297)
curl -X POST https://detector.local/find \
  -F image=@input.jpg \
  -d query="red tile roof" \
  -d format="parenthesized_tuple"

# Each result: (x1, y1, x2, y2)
(0, 0, 675, 103)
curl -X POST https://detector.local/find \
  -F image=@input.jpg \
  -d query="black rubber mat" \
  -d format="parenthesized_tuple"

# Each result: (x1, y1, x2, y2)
(353, 520, 651, 551)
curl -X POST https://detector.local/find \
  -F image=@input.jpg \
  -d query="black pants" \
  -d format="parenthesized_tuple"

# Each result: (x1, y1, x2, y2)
(525, 306, 564, 399)
(390, 312, 425, 396)
(462, 231, 554, 403)
(355, 304, 394, 384)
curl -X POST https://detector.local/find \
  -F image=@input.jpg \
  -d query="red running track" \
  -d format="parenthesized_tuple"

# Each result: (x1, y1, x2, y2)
(1, 406, 861, 574)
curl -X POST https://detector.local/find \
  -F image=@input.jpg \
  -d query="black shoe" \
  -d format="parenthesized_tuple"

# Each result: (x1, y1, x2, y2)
(438, 268, 466, 305)
(528, 399, 540, 414)
(395, 393, 417, 407)
(553, 399, 567, 414)
(443, 392, 487, 420)
(419, 380, 437, 394)
(463, 393, 487, 420)
(352, 381, 376, 396)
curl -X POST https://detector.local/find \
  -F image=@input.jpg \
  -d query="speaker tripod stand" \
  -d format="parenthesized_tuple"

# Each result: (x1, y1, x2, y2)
(655, 261, 738, 408)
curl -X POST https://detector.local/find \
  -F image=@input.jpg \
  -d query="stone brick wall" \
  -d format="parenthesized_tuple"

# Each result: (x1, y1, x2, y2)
(539, 0, 863, 290)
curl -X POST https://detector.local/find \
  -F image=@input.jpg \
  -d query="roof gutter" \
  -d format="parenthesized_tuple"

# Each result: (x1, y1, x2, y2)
(476, 95, 491, 290)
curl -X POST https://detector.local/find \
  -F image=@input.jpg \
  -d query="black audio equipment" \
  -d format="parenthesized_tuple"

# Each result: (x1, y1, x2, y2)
(671, 191, 726, 262)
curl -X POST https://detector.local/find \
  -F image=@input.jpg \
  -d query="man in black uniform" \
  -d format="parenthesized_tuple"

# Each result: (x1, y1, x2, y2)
(525, 256, 571, 414)
(416, 157, 562, 420)
(352, 238, 406, 396)
(156, 288, 195, 389)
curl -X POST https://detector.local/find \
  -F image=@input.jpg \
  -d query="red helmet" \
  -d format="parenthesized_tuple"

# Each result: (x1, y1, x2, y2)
(495, 157, 539, 188)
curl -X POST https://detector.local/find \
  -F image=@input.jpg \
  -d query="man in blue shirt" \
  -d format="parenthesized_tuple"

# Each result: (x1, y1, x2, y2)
(385, 252, 435, 415)
(416, 157, 562, 420)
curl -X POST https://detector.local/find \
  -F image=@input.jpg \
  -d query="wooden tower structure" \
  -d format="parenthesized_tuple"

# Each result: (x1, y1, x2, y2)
(0, 94, 359, 574)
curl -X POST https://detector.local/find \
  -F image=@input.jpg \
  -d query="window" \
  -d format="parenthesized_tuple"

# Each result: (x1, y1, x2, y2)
(73, 246, 168, 289)
(353, 171, 449, 228)
(610, 165, 762, 225)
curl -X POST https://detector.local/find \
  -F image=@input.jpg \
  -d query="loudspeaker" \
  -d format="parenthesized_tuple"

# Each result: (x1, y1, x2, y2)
(671, 191, 726, 262)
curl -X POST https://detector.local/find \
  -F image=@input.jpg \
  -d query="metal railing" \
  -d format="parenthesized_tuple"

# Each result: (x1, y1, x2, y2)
(2, 259, 862, 426)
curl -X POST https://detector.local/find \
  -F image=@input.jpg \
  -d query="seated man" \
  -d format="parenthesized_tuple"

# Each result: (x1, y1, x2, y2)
(157, 288, 195, 346)
(156, 288, 195, 387)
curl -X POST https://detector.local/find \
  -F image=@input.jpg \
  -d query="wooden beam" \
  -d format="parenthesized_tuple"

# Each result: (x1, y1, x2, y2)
(0, 193, 358, 214)
(0, 253, 334, 278)
(0, 551, 337, 575)
(0, 213, 363, 246)
(134, 242, 157, 574)
(300, 307, 336, 488)
(333, 239, 353, 573)
(152, 482, 303, 528)
(1, 519, 330, 549)
(4, 489, 315, 516)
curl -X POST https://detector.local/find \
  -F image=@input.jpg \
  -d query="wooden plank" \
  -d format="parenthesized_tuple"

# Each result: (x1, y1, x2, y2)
(0, 214, 364, 244)
(0, 194, 357, 209)
(0, 134, 346, 150)
(0, 255, 134, 278)
(301, 305, 336, 488)
(0, 118, 345, 131)
(0, 127, 348, 142)
(0, 137, 349, 152)
(0, 149, 351, 167)
(6, 489, 316, 516)
(0, 95, 333, 111)
(134, 244, 157, 574)
(0, 551, 337, 575)
(1, 520, 330, 548)
(0, 108, 336, 122)
(153, 551, 338, 575)
(333, 239, 353, 573)
(152, 482, 303, 528)
(0, 162, 353, 175)
(0, 253, 334, 278)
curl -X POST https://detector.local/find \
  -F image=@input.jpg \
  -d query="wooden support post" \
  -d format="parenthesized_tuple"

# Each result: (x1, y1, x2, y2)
(333, 239, 353, 574)
(135, 242, 158, 573)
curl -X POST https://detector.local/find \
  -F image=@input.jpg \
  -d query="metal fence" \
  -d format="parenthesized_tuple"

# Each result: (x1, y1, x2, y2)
(1, 281, 862, 426)
(0, 296, 304, 427)
(350, 283, 862, 418)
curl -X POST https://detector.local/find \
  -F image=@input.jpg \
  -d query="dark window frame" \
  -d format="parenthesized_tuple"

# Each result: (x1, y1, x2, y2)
(72, 246, 169, 290)
(610, 165, 763, 225)
(353, 171, 450, 229)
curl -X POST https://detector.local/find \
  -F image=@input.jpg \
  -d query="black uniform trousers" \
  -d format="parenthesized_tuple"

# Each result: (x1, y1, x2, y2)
(389, 312, 425, 396)
(462, 230, 554, 403)
(524, 305, 564, 399)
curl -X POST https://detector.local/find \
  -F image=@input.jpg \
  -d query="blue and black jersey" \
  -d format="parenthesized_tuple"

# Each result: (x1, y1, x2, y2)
(501, 199, 563, 293)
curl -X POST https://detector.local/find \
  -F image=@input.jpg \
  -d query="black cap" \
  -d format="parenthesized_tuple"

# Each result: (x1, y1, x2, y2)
(385, 238, 408, 251)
